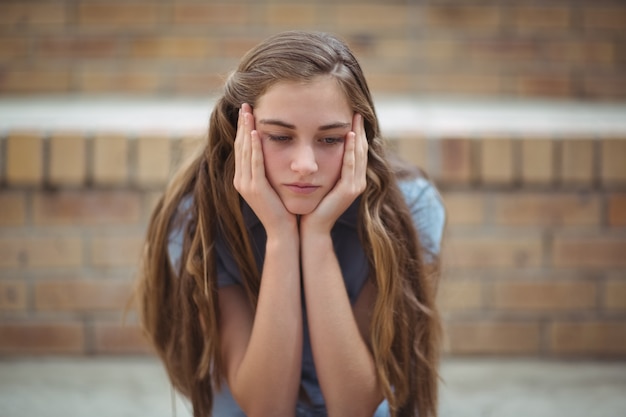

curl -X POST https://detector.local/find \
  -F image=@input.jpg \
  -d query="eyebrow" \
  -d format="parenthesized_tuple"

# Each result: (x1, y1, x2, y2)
(258, 119, 351, 131)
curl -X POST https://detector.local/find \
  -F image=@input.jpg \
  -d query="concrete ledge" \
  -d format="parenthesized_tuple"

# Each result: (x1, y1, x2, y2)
(1, 95, 626, 137)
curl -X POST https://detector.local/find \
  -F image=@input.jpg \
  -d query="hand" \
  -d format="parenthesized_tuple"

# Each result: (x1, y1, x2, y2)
(300, 113, 368, 233)
(233, 103, 297, 235)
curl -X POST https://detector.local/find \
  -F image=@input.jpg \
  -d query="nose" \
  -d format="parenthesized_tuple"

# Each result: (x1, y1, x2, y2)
(290, 143, 318, 175)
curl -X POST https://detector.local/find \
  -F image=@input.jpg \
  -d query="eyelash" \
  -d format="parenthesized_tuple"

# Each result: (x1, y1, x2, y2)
(267, 135, 344, 145)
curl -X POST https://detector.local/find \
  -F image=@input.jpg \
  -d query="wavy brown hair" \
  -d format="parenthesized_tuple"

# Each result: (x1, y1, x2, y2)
(137, 31, 441, 417)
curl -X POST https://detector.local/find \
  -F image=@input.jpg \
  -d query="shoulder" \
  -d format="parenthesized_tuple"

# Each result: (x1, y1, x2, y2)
(397, 176, 446, 257)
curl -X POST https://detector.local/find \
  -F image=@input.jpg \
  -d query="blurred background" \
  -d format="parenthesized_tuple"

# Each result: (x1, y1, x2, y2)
(0, 0, 625, 416)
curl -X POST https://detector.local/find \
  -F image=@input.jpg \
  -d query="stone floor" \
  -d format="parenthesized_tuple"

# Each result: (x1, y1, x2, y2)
(0, 357, 625, 417)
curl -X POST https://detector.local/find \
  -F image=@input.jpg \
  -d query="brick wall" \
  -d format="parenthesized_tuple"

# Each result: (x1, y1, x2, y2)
(1, 0, 625, 100)
(1, 130, 625, 357)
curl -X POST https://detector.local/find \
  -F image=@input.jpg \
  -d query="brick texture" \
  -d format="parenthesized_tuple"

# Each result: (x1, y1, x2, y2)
(136, 135, 171, 186)
(0, 323, 84, 354)
(33, 191, 141, 226)
(601, 139, 626, 185)
(0, 192, 26, 226)
(35, 280, 132, 312)
(605, 279, 626, 310)
(0, 237, 82, 269)
(494, 193, 600, 226)
(6, 132, 43, 185)
(446, 321, 541, 354)
(480, 138, 514, 185)
(438, 279, 483, 312)
(608, 194, 626, 227)
(492, 281, 596, 311)
(0, 281, 27, 311)
(445, 237, 542, 269)
(560, 140, 594, 186)
(441, 192, 484, 226)
(90, 236, 144, 268)
(521, 138, 554, 184)
(49, 133, 86, 186)
(550, 321, 626, 355)
(93, 134, 128, 185)
(439, 138, 473, 184)
(553, 237, 626, 268)
(93, 323, 153, 354)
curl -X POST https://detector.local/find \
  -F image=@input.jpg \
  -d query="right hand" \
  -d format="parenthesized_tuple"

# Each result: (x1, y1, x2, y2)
(233, 103, 297, 235)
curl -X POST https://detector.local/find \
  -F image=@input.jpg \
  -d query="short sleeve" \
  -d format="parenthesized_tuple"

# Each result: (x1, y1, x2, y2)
(398, 177, 446, 261)
(166, 195, 241, 288)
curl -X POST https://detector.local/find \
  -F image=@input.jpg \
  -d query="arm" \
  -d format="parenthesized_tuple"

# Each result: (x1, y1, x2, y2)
(300, 114, 383, 416)
(221, 104, 302, 416)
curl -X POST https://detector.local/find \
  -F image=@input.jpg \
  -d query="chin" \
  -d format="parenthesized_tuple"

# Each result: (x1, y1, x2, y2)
(284, 201, 319, 216)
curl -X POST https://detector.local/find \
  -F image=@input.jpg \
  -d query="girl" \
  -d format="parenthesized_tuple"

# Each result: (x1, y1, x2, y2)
(138, 31, 445, 417)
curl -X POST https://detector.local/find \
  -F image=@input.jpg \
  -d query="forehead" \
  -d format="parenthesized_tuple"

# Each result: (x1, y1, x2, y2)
(254, 76, 352, 123)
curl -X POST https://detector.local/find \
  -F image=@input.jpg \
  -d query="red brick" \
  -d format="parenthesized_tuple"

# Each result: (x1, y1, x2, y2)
(492, 280, 596, 311)
(560, 140, 594, 186)
(446, 321, 541, 354)
(93, 323, 153, 354)
(0, 323, 84, 354)
(0, 2, 67, 28)
(494, 193, 601, 226)
(426, 6, 501, 32)
(511, 6, 571, 32)
(521, 138, 554, 184)
(172, 3, 248, 26)
(601, 139, 626, 185)
(420, 73, 502, 95)
(608, 194, 626, 227)
(130, 36, 213, 60)
(439, 138, 473, 184)
(33, 190, 141, 226)
(583, 7, 626, 31)
(480, 137, 514, 185)
(0, 237, 83, 269)
(79, 70, 161, 94)
(441, 192, 484, 226)
(547, 41, 615, 66)
(0, 281, 27, 311)
(514, 74, 573, 98)
(583, 75, 626, 100)
(90, 236, 143, 268)
(445, 236, 542, 269)
(553, 237, 626, 268)
(605, 279, 626, 310)
(550, 321, 626, 355)
(0, 69, 70, 93)
(0, 192, 26, 226)
(438, 279, 483, 312)
(35, 279, 132, 312)
(78, 2, 161, 28)
(38, 36, 119, 59)
(0, 37, 28, 61)
(6, 132, 43, 185)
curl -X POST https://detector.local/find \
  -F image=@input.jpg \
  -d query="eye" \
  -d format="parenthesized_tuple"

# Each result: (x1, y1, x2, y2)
(321, 137, 344, 145)
(267, 134, 292, 142)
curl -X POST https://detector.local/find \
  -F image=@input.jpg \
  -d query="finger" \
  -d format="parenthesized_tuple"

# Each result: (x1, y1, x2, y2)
(354, 114, 368, 182)
(250, 130, 265, 182)
(239, 111, 253, 183)
(233, 106, 244, 186)
(343, 131, 357, 181)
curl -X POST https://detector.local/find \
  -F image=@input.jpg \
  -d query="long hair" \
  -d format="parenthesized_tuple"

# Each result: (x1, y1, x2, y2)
(137, 31, 441, 417)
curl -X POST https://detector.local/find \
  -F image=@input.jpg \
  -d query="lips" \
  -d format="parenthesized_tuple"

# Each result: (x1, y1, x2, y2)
(285, 183, 320, 195)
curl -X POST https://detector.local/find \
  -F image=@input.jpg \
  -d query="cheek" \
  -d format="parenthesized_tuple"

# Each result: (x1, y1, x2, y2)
(323, 147, 345, 182)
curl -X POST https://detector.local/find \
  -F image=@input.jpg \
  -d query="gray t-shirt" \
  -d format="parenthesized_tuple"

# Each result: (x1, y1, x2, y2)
(167, 176, 445, 415)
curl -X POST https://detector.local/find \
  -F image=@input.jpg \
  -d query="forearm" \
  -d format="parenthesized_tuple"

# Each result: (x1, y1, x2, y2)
(231, 231, 303, 416)
(301, 230, 383, 416)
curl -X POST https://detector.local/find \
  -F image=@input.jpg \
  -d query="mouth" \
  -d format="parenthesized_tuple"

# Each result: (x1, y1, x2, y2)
(285, 183, 320, 195)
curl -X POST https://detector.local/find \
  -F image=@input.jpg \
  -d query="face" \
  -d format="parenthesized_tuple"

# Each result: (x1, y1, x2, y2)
(253, 76, 353, 215)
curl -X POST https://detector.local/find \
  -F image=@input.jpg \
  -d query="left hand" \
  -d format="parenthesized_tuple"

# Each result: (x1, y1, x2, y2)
(300, 113, 368, 233)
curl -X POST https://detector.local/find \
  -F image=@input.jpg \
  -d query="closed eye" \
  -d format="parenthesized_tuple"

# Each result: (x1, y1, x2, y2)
(320, 137, 344, 145)
(267, 134, 292, 142)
